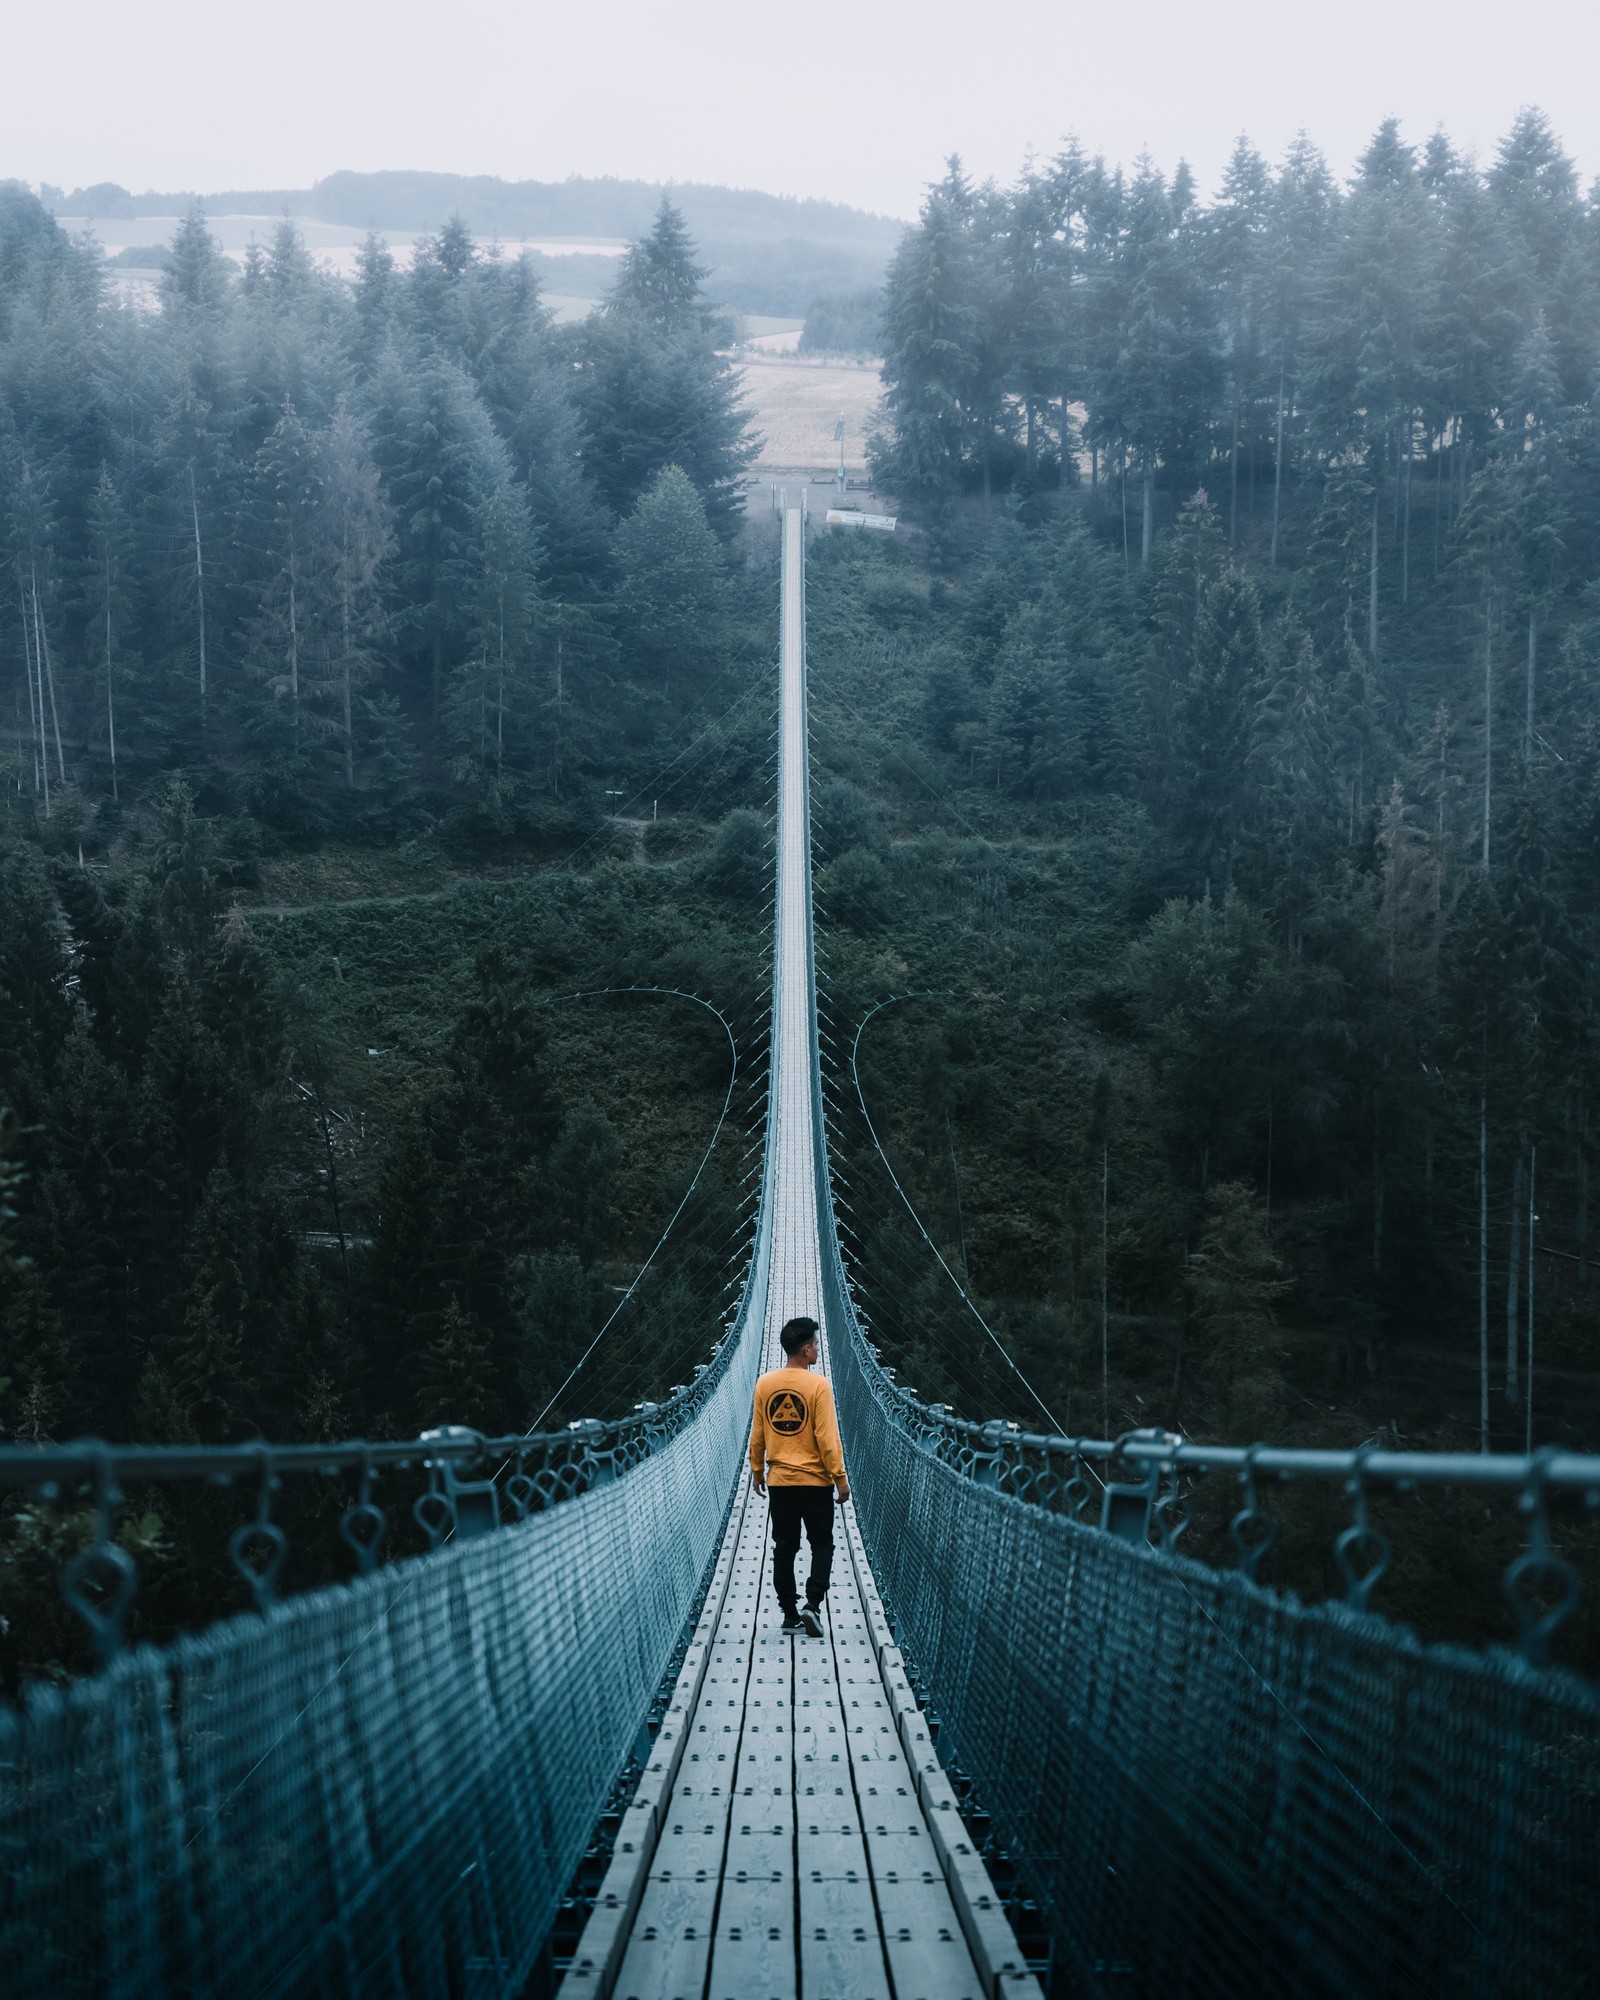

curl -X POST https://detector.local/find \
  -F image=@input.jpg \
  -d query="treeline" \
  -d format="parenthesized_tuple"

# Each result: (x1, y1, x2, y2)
(46, 171, 903, 318)
(0, 778, 765, 1679)
(838, 118, 1600, 1458)
(805, 477, 1600, 1467)
(1, 184, 759, 850)
(875, 110, 1598, 570)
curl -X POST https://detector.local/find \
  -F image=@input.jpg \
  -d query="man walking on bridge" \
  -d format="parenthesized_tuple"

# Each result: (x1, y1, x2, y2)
(749, 1316, 850, 1637)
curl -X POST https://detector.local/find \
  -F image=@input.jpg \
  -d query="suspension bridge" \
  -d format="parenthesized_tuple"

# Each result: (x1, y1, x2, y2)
(3, 496, 1599, 1998)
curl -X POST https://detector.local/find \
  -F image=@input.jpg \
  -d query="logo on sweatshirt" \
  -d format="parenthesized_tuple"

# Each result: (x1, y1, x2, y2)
(766, 1390, 808, 1435)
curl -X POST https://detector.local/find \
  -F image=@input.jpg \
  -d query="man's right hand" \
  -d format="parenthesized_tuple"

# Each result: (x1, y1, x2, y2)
(753, 1474, 766, 1497)
(836, 1483, 850, 1505)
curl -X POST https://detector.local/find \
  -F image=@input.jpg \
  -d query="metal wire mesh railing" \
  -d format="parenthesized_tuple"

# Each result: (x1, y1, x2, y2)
(819, 1205, 1600, 1996)
(0, 1222, 772, 2000)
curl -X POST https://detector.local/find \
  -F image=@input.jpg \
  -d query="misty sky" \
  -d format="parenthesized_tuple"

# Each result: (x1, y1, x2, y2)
(8, 0, 1598, 219)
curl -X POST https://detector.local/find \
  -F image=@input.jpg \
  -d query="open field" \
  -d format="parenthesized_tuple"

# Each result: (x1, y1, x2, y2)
(737, 351, 882, 471)
(57, 210, 628, 275)
(67, 202, 877, 473)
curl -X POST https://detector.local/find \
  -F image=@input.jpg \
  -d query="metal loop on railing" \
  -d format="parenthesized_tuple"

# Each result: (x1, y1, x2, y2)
(1153, 1446, 1192, 1553)
(1334, 1446, 1391, 1611)
(1504, 1448, 1582, 1668)
(1100, 1428, 1169, 1547)
(412, 1447, 456, 1551)
(1229, 1445, 1277, 1582)
(59, 1443, 137, 1667)
(228, 1447, 288, 1613)
(503, 1456, 538, 1522)
(339, 1447, 386, 1576)
(1061, 1442, 1094, 1523)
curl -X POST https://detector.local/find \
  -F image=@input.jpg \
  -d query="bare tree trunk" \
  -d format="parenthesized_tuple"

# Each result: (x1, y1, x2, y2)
(1479, 1077, 1489, 1452)
(31, 570, 65, 782)
(1100, 1140, 1109, 1438)
(1270, 362, 1286, 565)
(287, 546, 300, 758)
(1141, 461, 1153, 563)
(1120, 452, 1129, 568)
(1525, 608, 1537, 764)
(1433, 428, 1444, 576)
(1401, 423, 1412, 603)
(1482, 598, 1493, 871)
(104, 557, 118, 802)
(1506, 1148, 1524, 1396)
(1372, 1119, 1383, 1273)
(1579, 1103, 1589, 1286)
(19, 587, 43, 803)
(188, 464, 208, 726)
(1525, 1145, 1536, 1453)
(340, 553, 355, 789)
(496, 596, 506, 774)
(1228, 383, 1240, 546)
(552, 635, 563, 797)
(1367, 482, 1380, 659)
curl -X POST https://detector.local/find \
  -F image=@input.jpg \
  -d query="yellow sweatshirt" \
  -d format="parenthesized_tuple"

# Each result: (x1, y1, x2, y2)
(748, 1366, 847, 1486)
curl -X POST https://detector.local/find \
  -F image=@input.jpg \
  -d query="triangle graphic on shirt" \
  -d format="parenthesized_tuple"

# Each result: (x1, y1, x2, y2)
(767, 1390, 808, 1435)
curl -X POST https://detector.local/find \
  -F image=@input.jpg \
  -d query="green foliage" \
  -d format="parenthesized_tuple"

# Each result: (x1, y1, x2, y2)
(1186, 1181, 1289, 1433)
(799, 287, 883, 357)
(6, 120, 1600, 1671)
(703, 808, 771, 906)
(575, 231, 758, 537)
(614, 466, 732, 701)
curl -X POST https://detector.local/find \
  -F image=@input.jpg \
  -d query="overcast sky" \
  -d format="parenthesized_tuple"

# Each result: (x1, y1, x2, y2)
(8, 0, 1598, 220)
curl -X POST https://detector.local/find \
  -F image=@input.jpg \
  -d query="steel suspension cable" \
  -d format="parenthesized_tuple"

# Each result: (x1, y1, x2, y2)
(518, 987, 755, 1439)
(844, 992, 1068, 1436)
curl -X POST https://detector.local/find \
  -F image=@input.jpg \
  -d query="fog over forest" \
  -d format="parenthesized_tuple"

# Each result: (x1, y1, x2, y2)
(3, 107, 1600, 1669)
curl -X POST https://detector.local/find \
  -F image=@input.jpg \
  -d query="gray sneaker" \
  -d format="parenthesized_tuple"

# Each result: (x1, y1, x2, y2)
(799, 1605, 824, 1639)
(780, 1612, 805, 1635)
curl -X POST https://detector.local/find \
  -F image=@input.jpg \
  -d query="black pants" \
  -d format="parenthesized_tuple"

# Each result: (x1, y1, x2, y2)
(768, 1485, 834, 1613)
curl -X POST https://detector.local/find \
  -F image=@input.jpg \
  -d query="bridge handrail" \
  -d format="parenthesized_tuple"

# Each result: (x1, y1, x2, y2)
(0, 1322, 746, 1667)
(841, 1406, 1600, 1497)
(0, 1396, 729, 1492)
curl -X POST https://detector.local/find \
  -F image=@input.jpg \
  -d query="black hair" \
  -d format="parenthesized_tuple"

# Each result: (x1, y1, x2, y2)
(779, 1316, 819, 1357)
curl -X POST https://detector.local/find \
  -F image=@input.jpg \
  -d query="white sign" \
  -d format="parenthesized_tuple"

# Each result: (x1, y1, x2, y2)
(824, 509, 897, 532)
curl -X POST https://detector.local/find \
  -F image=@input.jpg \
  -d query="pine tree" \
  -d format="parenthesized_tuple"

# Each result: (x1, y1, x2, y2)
(320, 403, 394, 787)
(876, 160, 984, 504)
(446, 479, 540, 777)
(160, 207, 233, 324)
(613, 464, 730, 706)
(1167, 561, 1269, 891)
(240, 399, 325, 760)
(366, 351, 502, 716)
(577, 205, 756, 535)
(81, 467, 135, 799)
(608, 199, 712, 335)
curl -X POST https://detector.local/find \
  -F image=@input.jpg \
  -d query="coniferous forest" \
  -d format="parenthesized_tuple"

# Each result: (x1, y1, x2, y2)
(5, 110, 1600, 1673)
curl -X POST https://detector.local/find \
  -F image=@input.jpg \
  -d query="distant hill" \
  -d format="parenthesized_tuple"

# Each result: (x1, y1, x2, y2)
(46, 171, 907, 317)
